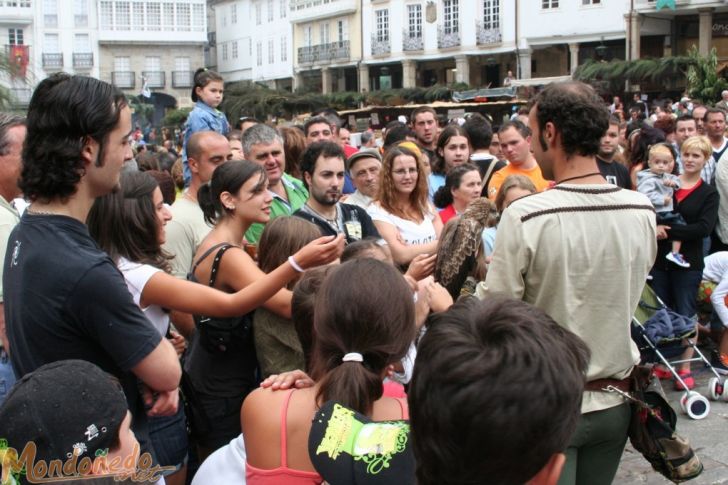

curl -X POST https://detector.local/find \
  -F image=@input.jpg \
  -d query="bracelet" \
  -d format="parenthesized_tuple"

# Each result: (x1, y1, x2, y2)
(288, 255, 305, 273)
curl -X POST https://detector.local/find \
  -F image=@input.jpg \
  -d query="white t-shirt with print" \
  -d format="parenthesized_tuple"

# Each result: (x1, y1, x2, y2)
(367, 203, 437, 245)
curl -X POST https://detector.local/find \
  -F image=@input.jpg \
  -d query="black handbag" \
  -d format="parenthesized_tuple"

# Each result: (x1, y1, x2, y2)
(188, 243, 254, 354)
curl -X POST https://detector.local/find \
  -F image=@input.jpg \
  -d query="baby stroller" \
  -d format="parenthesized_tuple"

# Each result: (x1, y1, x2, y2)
(632, 284, 724, 420)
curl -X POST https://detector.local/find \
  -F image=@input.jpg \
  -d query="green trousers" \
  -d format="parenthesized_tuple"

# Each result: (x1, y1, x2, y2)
(557, 403, 631, 485)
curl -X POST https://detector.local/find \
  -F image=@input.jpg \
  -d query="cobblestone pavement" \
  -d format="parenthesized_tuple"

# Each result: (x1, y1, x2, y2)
(614, 365, 728, 484)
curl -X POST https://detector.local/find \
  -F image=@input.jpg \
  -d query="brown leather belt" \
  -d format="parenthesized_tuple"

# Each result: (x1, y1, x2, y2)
(584, 377, 631, 393)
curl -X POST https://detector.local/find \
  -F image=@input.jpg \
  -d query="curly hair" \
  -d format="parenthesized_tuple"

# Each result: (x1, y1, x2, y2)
(377, 145, 430, 222)
(88, 171, 172, 273)
(531, 81, 609, 158)
(20, 73, 127, 203)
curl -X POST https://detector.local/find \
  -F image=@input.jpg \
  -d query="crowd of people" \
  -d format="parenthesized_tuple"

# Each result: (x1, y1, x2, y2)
(1, 67, 728, 485)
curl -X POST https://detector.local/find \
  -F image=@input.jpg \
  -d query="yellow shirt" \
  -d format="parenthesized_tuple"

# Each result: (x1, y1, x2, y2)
(487, 163, 551, 200)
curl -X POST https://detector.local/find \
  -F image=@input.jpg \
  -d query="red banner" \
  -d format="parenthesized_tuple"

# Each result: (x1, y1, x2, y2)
(9, 45, 29, 78)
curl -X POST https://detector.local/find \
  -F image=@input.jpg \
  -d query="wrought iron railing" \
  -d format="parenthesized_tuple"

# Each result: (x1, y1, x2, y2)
(73, 52, 93, 69)
(437, 26, 460, 49)
(172, 71, 194, 88)
(476, 21, 502, 45)
(371, 35, 390, 56)
(112, 71, 135, 89)
(403, 30, 423, 51)
(298, 40, 350, 64)
(42, 52, 63, 69)
(142, 71, 165, 88)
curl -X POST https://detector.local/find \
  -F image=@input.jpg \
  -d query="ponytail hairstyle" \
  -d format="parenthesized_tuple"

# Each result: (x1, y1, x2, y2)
(191, 67, 224, 103)
(88, 171, 172, 272)
(433, 163, 479, 209)
(311, 259, 416, 415)
(198, 160, 267, 225)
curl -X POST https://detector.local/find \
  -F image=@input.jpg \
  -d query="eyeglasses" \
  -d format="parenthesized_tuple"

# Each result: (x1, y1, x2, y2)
(393, 168, 418, 176)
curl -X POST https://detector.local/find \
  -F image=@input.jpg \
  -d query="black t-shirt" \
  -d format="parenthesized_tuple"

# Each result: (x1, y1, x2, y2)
(4, 214, 162, 431)
(597, 158, 631, 190)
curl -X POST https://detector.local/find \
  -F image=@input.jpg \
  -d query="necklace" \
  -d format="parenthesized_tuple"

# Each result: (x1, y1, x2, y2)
(26, 206, 62, 216)
(305, 203, 339, 226)
(556, 172, 602, 185)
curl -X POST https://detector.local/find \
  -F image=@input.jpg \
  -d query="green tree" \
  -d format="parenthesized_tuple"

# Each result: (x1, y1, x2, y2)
(685, 46, 728, 104)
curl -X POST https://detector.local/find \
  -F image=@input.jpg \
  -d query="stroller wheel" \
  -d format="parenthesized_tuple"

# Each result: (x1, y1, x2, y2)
(683, 392, 710, 420)
(709, 377, 723, 400)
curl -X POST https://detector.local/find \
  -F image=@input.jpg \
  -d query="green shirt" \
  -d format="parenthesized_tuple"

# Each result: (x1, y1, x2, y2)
(245, 173, 309, 244)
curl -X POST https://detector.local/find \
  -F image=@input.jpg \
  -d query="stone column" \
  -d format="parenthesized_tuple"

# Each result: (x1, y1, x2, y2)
(454, 55, 470, 85)
(337, 69, 346, 92)
(402, 59, 417, 88)
(293, 71, 305, 92)
(699, 8, 714, 56)
(358, 63, 370, 93)
(569, 43, 579, 75)
(517, 49, 532, 80)
(321, 67, 332, 95)
(624, 12, 641, 61)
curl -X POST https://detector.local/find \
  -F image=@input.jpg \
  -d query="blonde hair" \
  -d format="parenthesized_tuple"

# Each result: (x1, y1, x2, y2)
(647, 144, 674, 162)
(494, 175, 537, 212)
(681, 135, 712, 160)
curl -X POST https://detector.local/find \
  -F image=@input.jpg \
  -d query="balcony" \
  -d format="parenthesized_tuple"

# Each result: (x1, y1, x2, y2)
(73, 52, 93, 69)
(403, 31, 423, 51)
(438, 26, 460, 49)
(142, 71, 165, 88)
(10, 87, 31, 107)
(112, 71, 135, 89)
(42, 53, 63, 70)
(0, 3, 33, 24)
(476, 21, 502, 45)
(172, 70, 194, 88)
(289, 0, 356, 23)
(298, 40, 350, 65)
(371, 35, 390, 56)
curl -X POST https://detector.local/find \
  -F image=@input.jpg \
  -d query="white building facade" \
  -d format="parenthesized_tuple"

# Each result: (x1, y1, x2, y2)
(361, 0, 515, 90)
(213, 0, 293, 90)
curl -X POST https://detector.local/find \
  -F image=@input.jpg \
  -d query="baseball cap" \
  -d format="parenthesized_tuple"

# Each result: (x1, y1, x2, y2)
(0, 360, 128, 464)
(346, 148, 382, 175)
(308, 400, 415, 485)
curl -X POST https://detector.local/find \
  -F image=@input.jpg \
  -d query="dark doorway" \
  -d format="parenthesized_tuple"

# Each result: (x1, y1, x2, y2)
(483, 64, 500, 87)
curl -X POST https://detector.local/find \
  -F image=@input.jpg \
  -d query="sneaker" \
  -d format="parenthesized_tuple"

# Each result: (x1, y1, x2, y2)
(653, 366, 673, 380)
(712, 353, 728, 376)
(674, 369, 695, 390)
(666, 252, 691, 268)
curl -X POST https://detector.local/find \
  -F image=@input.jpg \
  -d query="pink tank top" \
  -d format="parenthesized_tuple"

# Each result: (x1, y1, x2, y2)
(245, 389, 409, 484)
(245, 389, 323, 485)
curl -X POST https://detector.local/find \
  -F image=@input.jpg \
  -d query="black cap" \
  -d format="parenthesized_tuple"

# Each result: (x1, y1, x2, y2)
(308, 400, 415, 485)
(0, 360, 128, 463)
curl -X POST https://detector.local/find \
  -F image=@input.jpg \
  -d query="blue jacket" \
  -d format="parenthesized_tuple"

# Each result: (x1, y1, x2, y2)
(182, 101, 231, 186)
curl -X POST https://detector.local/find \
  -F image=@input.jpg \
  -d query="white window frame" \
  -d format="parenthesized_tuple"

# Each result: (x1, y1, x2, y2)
(407, 4, 422, 38)
(443, 0, 459, 35)
(483, 0, 499, 30)
(375, 9, 389, 42)
(542, 0, 559, 9)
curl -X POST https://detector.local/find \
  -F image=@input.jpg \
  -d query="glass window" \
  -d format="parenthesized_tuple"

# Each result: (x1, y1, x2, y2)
(268, 39, 274, 63)
(231, 4, 237, 23)
(320, 22, 329, 44)
(222, 43, 228, 61)
(443, 0, 459, 34)
(8, 29, 24, 45)
(100, 1, 113, 29)
(132, 1, 144, 29)
(74, 33, 90, 51)
(256, 42, 262, 66)
(407, 4, 422, 37)
(174, 57, 190, 71)
(232, 40, 238, 58)
(281, 36, 287, 62)
(177, 3, 191, 31)
(192, 4, 205, 31)
(267, 0, 273, 21)
(162, 2, 174, 29)
(256, 4, 261, 24)
(542, 0, 559, 8)
(375, 9, 389, 42)
(147, 2, 161, 30)
(280, 0, 286, 18)
(43, 33, 59, 52)
(483, 0, 499, 30)
(114, 56, 130, 72)
(43, 0, 57, 28)
(115, 1, 131, 29)
(74, 0, 88, 27)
